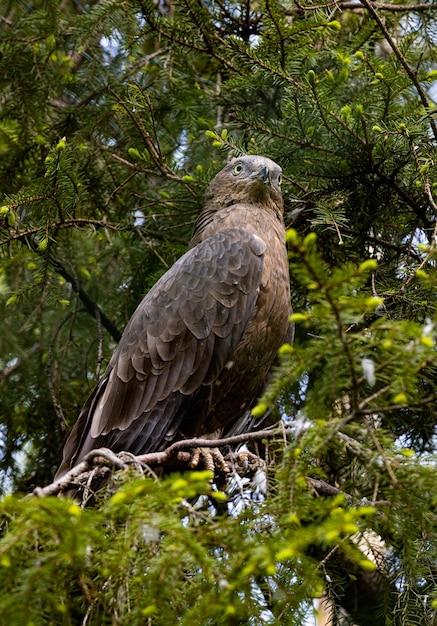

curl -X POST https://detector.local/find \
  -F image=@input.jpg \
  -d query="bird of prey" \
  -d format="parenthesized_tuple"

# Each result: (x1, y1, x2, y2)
(55, 155, 291, 480)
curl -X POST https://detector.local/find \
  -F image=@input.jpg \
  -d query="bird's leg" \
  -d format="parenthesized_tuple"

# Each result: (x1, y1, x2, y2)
(189, 447, 230, 476)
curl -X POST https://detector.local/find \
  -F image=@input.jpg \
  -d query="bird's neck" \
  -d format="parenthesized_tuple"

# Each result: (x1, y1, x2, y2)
(189, 202, 285, 249)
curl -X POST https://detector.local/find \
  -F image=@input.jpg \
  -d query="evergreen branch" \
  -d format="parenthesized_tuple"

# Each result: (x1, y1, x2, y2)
(180, 0, 225, 55)
(136, 0, 209, 54)
(108, 152, 199, 197)
(358, 384, 392, 411)
(228, 37, 304, 90)
(36, 248, 122, 343)
(358, 1, 435, 10)
(50, 50, 168, 111)
(1, 217, 189, 248)
(213, 0, 262, 37)
(103, 170, 138, 207)
(289, 1, 435, 12)
(359, 0, 437, 142)
(296, 246, 361, 413)
(365, 423, 399, 485)
(357, 393, 437, 414)
(137, 0, 244, 74)
(374, 168, 435, 234)
(231, 113, 341, 156)
(4, 220, 122, 341)
(307, 477, 388, 504)
(104, 127, 197, 197)
(0, 218, 123, 247)
(46, 312, 76, 431)
(107, 87, 169, 176)
(265, 0, 286, 69)
(397, 186, 437, 290)
(310, 83, 369, 148)
(123, 49, 168, 79)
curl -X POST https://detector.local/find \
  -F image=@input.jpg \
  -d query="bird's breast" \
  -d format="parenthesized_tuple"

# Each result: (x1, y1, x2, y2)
(201, 204, 291, 433)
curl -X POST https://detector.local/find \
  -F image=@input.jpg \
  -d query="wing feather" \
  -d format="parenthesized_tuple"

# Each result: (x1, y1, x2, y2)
(56, 226, 265, 476)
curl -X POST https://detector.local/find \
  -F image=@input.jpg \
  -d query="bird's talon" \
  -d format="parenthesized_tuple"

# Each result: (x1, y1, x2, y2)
(236, 450, 261, 469)
(189, 447, 229, 475)
(189, 447, 202, 469)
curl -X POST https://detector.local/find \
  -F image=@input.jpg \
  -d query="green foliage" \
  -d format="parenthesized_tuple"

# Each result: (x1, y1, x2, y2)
(1, 437, 436, 624)
(277, 229, 437, 450)
(0, 471, 378, 625)
(2, 0, 437, 623)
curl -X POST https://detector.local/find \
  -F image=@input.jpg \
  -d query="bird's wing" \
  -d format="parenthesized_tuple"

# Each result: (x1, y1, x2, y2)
(56, 227, 265, 475)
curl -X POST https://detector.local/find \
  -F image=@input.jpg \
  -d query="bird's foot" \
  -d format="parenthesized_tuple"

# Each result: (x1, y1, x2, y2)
(226, 450, 264, 475)
(189, 447, 229, 476)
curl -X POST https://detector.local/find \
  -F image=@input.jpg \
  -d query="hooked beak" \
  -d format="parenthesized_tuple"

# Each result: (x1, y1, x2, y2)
(260, 166, 270, 184)
(251, 166, 270, 185)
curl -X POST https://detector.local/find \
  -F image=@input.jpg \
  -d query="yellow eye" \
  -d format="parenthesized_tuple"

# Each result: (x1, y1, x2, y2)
(278, 174, 282, 185)
(233, 163, 243, 174)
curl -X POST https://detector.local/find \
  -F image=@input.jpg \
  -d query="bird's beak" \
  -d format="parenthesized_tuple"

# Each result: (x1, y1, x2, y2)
(260, 166, 270, 184)
(252, 166, 271, 185)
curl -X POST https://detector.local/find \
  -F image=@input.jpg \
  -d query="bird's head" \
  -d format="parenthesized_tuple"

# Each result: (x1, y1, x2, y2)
(204, 155, 284, 214)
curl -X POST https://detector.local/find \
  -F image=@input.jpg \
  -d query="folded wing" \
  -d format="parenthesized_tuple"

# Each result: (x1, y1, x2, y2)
(56, 226, 265, 477)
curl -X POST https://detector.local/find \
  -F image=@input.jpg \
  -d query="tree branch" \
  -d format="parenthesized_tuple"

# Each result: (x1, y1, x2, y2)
(359, 0, 437, 142)
(0, 343, 40, 385)
(289, 1, 435, 13)
(33, 425, 288, 497)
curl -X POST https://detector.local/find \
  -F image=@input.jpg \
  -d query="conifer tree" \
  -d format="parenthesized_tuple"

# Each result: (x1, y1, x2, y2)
(1, 1, 437, 624)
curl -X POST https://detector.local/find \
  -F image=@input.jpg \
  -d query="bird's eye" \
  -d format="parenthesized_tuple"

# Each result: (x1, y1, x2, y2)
(278, 174, 282, 185)
(233, 163, 243, 175)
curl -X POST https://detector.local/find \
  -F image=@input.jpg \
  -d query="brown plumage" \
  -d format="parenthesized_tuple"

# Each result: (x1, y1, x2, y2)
(55, 155, 291, 479)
